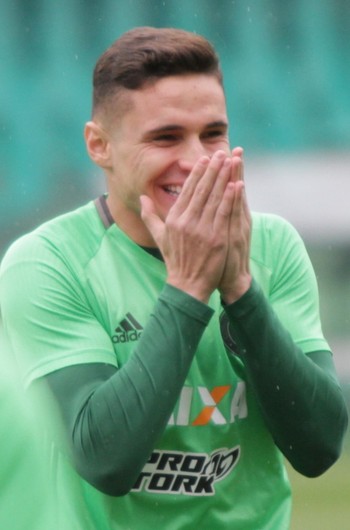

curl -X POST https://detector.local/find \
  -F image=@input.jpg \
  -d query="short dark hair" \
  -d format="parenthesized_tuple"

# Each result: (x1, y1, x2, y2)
(92, 26, 223, 116)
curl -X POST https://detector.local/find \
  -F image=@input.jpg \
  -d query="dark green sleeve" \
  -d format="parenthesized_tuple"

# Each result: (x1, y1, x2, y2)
(44, 283, 213, 496)
(223, 278, 348, 477)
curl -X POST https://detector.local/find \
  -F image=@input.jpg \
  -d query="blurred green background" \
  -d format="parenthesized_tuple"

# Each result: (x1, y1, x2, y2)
(1, 1, 349, 527)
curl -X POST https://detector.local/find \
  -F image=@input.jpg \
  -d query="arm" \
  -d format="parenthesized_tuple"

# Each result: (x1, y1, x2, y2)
(1, 152, 236, 496)
(217, 151, 348, 475)
(44, 285, 212, 496)
(224, 278, 348, 477)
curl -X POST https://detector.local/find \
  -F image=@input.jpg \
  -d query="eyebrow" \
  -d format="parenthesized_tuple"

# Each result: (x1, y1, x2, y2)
(146, 120, 229, 136)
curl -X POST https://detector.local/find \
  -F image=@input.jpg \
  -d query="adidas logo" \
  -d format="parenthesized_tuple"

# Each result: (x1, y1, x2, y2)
(112, 313, 143, 344)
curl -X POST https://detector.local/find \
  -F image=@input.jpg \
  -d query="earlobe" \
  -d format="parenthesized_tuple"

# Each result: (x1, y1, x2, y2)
(84, 121, 111, 168)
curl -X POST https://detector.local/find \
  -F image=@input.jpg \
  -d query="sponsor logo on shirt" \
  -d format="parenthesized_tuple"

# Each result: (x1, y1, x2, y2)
(220, 313, 239, 355)
(112, 313, 143, 343)
(132, 446, 240, 496)
(168, 382, 248, 426)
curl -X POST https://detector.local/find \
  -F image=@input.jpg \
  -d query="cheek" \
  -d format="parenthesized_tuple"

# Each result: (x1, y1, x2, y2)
(208, 140, 231, 157)
(139, 151, 174, 185)
(111, 149, 145, 190)
(113, 145, 176, 196)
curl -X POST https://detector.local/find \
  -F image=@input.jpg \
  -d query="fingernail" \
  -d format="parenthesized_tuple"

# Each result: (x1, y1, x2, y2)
(212, 150, 225, 161)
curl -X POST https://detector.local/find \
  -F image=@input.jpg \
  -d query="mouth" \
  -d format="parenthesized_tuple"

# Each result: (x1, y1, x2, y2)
(162, 184, 183, 197)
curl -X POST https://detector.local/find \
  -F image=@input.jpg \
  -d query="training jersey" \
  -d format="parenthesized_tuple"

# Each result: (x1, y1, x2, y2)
(0, 198, 330, 530)
(0, 336, 50, 530)
(0, 331, 89, 530)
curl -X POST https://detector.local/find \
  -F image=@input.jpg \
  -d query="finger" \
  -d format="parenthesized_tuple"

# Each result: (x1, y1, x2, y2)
(180, 151, 226, 209)
(171, 155, 210, 215)
(199, 156, 233, 223)
(212, 181, 236, 231)
(229, 155, 244, 184)
(184, 150, 229, 215)
(140, 195, 164, 246)
(231, 146, 244, 159)
(231, 181, 250, 229)
(230, 146, 244, 183)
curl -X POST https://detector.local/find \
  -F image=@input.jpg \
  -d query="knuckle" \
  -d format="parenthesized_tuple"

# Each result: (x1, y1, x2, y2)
(166, 215, 189, 234)
(207, 233, 225, 250)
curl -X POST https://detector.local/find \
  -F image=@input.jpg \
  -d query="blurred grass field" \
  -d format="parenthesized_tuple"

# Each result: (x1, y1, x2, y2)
(288, 435, 350, 529)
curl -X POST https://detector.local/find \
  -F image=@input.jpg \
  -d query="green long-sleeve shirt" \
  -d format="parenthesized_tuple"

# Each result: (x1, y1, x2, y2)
(0, 197, 347, 530)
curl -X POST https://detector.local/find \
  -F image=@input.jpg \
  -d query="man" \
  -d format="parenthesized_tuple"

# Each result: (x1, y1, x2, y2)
(0, 331, 87, 530)
(0, 27, 348, 529)
(0, 333, 50, 530)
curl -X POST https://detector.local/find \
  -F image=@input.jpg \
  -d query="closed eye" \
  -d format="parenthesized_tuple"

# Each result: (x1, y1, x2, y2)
(154, 134, 179, 142)
(201, 128, 227, 140)
(151, 133, 182, 146)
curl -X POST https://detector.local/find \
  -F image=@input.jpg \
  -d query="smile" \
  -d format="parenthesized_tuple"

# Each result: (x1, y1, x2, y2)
(163, 185, 182, 197)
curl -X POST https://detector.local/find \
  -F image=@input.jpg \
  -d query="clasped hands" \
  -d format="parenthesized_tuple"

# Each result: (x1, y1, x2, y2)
(141, 148, 252, 305)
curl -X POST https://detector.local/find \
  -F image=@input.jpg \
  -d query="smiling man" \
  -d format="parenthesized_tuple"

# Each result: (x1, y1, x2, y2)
(0, 27, 347, 530)
(88, 74, 231, 246)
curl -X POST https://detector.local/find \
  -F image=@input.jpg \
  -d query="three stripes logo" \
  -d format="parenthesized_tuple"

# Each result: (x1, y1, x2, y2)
(112, 313, 143, 344)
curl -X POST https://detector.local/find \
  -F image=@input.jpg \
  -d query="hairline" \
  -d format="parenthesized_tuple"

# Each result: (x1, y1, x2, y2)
(92, 71, 224, 126)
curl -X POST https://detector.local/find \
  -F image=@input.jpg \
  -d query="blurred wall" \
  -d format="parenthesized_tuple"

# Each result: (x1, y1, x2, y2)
(1, 0, 349, 376)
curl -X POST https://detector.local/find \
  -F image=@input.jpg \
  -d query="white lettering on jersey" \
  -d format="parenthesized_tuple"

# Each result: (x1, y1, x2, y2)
(168, 382, 248, 426)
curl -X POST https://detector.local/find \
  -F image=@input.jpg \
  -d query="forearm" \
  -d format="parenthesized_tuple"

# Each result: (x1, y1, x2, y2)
(224, 279, 348, 477)
(45, 283, 213, 496)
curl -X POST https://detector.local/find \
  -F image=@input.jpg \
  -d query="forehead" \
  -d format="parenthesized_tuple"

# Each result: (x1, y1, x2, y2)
(120, 74, 227, 130)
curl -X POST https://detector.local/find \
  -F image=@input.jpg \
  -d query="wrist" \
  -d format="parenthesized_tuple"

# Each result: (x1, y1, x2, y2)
(220, 274, 252, 305)
(166, 278, 211, 304)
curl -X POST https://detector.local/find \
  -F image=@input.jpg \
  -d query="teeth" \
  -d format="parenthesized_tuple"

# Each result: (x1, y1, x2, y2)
(164, 185, 182, 196)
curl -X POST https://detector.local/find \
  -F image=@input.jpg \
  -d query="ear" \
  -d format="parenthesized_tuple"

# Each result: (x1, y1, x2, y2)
(84, 121, 111, 169)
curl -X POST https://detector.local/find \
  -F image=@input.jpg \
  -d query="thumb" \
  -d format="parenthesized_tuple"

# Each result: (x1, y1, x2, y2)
(140, 195, 165, 247)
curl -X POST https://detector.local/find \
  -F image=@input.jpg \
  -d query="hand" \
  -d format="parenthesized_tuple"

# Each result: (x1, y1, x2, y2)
(140, 151, 235, 303)
(218, 148, 252, 304)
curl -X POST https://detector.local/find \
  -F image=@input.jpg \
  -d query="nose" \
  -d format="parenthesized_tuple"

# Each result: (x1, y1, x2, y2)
(177, 137, 208, 172)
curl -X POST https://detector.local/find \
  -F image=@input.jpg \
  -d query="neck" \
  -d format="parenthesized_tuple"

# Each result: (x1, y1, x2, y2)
(106, 195, 157, 247)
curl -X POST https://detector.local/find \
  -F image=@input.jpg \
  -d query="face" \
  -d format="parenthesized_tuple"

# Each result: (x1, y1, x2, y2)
(89, 74, 230, 245)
